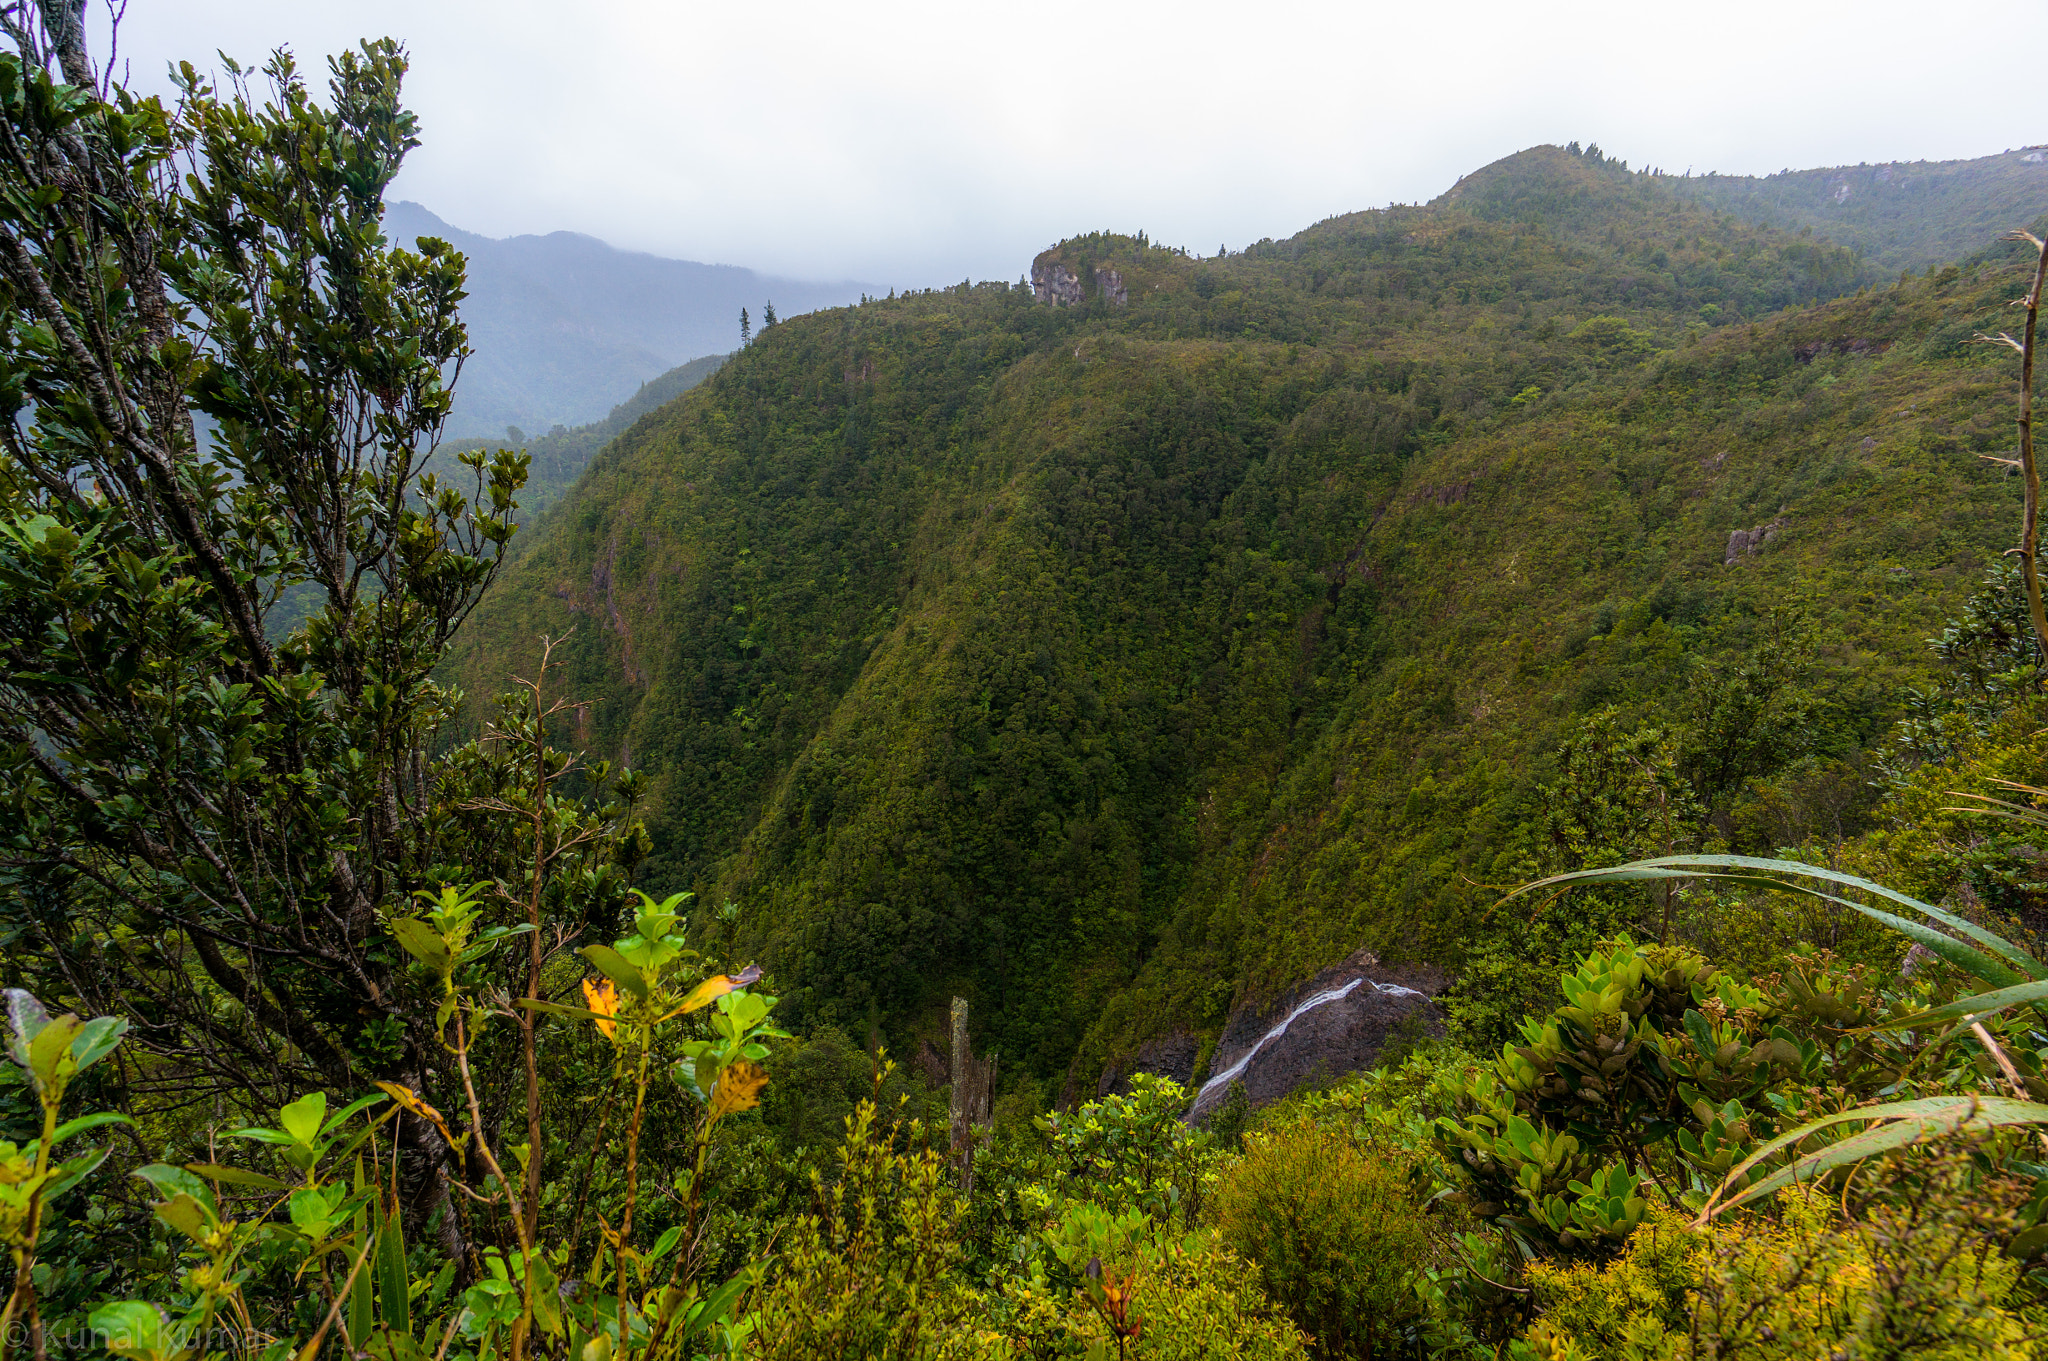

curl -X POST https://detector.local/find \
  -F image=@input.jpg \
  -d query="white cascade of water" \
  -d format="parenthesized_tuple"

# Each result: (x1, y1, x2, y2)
(1193, 975, 1425, 1108)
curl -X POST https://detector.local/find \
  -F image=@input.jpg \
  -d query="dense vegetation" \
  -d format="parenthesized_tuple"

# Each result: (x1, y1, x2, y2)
(1662, 142, 2048, 274)
(451, 139, 2044, 1094)
(438, 353, 728, 538)
(11, 6, 2048, 1360)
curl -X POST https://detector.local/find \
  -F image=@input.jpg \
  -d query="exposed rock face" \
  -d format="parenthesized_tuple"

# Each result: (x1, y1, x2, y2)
(1096, 1029, 1199, 1098)
(1184, 948, 1446, 1123)
(1725, 517, 1786, 564)
(1031, 255, 1129, 307)
(1032, 260, 1084, 306)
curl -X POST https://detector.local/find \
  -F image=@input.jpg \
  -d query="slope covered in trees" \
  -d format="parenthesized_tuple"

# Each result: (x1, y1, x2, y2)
(1657, 142, 2048, 273)
(448, 143, 2039, 1095)
(437, 352, 729, 533)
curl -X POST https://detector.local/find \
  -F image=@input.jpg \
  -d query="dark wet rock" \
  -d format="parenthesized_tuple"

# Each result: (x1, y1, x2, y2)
(1185, 948, 1447, 1123)
(1096, 1028, 1200, 1099)
(912, 1038, 948, 1089)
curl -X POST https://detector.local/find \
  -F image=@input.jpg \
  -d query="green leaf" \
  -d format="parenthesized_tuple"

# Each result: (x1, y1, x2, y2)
(2010, 1222, 2048, 1259)
(278, 1092, 326, 1145)
(391, 917, 451, 972)
(133, 1163, 217, 1219)
(376, 1202, 411, 1339)
(89, 1301, 167, 1361)
(43, 1145, 111, 1201)
(527, 1248, 563, 1336)
(26, 1012, 83, 1090)
(347, 1241, 374, 1350)
(1510, 855, 2040, 987)
(579, 944, 648, 1000)
(152, 1192, 214, 1244)
(51, 1110, 133, 1143)
(69, 1015, 127, 1073)
(186, 1162, 291, 1192)
(1704, 1096, 2048, 1218)
(1861, 978, 2048, 1033)
(318, 1091, 391, 1140)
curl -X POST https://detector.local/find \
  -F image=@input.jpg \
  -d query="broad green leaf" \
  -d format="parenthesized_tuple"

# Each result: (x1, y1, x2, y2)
(133, 1163, 217, 1219)
(579, 944, 649, 1000)
(152, 1192, 214, 1243)
(391, 918, 451, 972)
(51, 1110, 133, 1143)
(278, 1092, 326, 1145)
(69, 1015, 127, 1073)
(289, 1186, 345, 1233)
(527, 1248, 563, 1336)
(89, 1301, 166, 1361)
(26, 1012, 83, 1089)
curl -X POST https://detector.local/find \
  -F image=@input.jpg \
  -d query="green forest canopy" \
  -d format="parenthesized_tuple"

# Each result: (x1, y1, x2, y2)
(447, 142, 2043, 1098)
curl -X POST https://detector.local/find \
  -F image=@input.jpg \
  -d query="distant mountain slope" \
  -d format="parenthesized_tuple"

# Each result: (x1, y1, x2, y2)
(385, 202, 871, 438)
(1659, 144, 2048, 273)
(437, 353, 730, 533)
(446, 144, 2040, 1094)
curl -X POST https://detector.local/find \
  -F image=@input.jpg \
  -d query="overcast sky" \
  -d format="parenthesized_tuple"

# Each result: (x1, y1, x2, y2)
(94, 0, 2048, 290)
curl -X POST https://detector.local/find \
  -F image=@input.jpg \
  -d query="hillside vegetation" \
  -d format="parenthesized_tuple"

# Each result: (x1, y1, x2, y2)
(438, 352, 729, 534)
(1663, 142, 2048, 273)
(447, 142, 2037, 1094)
(19, 26, 2048, 1357)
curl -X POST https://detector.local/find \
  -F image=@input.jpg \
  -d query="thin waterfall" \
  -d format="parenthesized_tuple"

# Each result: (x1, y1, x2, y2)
(1194, 978, 1428, 1109)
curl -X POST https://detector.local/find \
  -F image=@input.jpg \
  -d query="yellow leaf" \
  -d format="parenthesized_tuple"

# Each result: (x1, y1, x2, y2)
(675, 964, 763, 1016)
(374, 1081, 456, 1147)
(708, 1061, 770, 1120)
(374, 1081, 444, 1125)
(582, 977, 619, 1040)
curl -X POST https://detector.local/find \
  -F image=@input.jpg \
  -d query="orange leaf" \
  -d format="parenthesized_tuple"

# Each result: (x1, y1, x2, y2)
(675, 965, 763, 1016)
(582, 977, 619, 1040)
(708, 1061, 770, 1120)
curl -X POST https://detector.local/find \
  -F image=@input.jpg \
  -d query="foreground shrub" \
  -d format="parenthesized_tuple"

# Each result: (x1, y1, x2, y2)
(1209, 1119, 1434, 1358)
(985, 1236, 1310, 1361)
(749, 1100, 981, 1360)
(1524, 1150, 2046, 1360)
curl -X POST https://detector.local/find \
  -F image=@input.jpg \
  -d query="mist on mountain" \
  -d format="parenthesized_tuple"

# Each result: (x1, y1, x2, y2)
(384, 200, 875, 437)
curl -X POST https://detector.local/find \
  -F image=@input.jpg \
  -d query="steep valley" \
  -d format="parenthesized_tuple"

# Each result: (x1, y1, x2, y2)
(445, 143, 2043, 1101)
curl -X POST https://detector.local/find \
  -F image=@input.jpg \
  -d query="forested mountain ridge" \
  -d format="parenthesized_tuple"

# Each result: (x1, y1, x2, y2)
(1595, 140, 2048, 274)
(445, 142, 2039, 1099)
